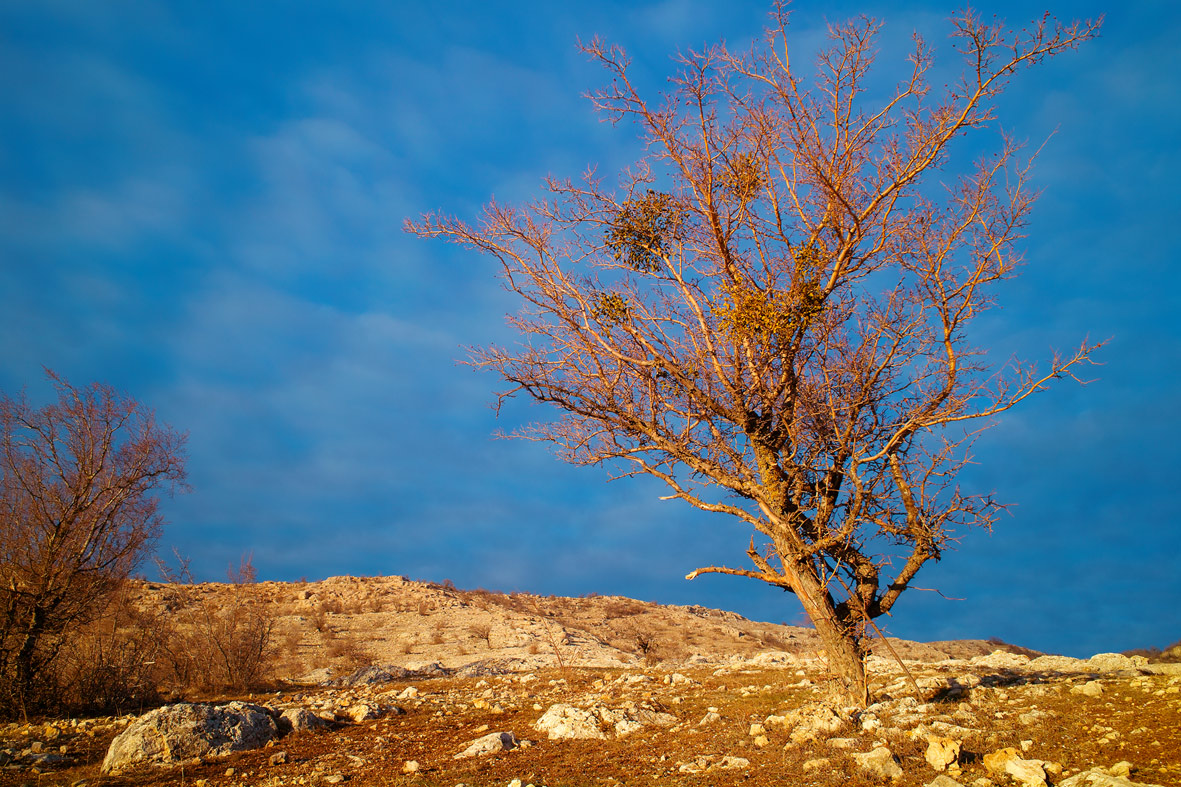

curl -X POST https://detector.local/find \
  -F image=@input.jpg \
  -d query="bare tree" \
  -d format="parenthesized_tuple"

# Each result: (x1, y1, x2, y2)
(407, 7, 1101, 704)
(0, 372, 186, 716)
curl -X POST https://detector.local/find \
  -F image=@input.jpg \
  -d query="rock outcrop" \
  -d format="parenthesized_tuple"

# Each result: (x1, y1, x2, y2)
(101, 702, 279, 774)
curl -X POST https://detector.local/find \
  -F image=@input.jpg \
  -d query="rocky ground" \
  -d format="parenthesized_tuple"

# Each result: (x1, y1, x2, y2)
(1, 577, 1178, 787)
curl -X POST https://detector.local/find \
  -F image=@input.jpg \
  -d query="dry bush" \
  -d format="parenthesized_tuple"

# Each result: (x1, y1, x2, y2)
(52, 583, 164, 715)
(155, 552, 278, 692)
(327, 633, 374, 671)
(417, 600, 432, 616)
(310, 605, 331, 633)
(759, 631, 790, 651)
(469, 623, 493, 647)
(604, 599, 646, 618)
(430, 626, 446, 645)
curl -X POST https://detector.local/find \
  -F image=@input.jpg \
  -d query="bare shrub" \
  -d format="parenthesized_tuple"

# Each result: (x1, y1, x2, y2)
(469, 623, 493, 647)
(327, 634, 374, 671)
(311, 605, 331, 633)
(53, 583, 164, 715)
(155, 552, 277, 692)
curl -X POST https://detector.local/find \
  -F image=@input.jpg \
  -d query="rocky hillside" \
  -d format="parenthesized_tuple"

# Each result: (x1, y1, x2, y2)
(133, 574, 1031, 682)
(2, 577, 1177, 787)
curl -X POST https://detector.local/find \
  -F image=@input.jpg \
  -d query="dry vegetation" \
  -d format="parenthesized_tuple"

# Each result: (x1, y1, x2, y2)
(1, 575, 1177, 787)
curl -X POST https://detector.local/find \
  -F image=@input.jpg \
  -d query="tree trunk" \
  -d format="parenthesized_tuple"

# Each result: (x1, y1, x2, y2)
(778, 552, 869, 706)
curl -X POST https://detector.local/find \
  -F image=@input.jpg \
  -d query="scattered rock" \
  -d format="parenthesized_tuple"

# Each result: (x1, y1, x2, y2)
(455, 731, 520, 759)
(534, 704, 606, 740)
(101, 702, 279, 774)
(926, 736, 962, 771)
(331, 665, 408, 687)
(928, 776, 966, 787)
(852, 747, 903, 781)
(344, 703, 384, 722)
(677, 754, 750, 773)
(1088, 653, 1148, 672)
(1004, 757, 1048, 787)
(1058, 770, 1165, 787)
(784, 702, 845, 744)
(983, 747, 1022, 776)
(268, 751, 288, 766)
(1072, 681, 1104, 697)
(279, 708, 329, 733)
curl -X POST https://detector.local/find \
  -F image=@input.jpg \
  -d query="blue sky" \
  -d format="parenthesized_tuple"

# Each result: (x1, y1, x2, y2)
(1, 0, 1178, 658)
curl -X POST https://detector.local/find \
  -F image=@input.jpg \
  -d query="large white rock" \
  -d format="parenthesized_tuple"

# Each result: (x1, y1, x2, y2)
(454, 731, 519, 759)
(1088, 653, 1149, 671)
(852, 747, 903, 781)
(925, 736, 961, 771)
(101, 702, 278, 774)
(534, 704, 606, 740)
(1058, 769, 1166, 787)
(278, 708, 329, 733)
(1004, 757, 1048, 787)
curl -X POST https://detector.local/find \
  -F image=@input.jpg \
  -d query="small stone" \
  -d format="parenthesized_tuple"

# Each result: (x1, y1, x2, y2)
(225, 768, 235, 776)
(269, 750, 288, 765)
(324, 774, 347, 784)
(1004, 758, 1048, 787)
(926, 736, 962, 771)
(402, 760, 420, 773)
(804, 757, 831, 772)
(1109, 762, 1133, 778)
(455, 731, 519, 759)
(927, 776, 966, 787)
(853, 747, 903, 781)
(983, 748, 1021, 776)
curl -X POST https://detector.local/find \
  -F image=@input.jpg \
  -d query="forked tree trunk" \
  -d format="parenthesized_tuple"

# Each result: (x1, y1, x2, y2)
(778, 552, 869, 706)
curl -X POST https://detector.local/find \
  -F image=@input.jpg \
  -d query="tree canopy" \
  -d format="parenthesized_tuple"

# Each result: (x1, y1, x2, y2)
(407, 6, 1101, 703)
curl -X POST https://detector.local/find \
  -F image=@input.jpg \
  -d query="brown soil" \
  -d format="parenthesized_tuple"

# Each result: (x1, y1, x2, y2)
(2, 577, 1177, 787)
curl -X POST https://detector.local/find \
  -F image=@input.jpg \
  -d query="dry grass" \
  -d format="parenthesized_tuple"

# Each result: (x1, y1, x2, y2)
(11, 664, 1180, 787)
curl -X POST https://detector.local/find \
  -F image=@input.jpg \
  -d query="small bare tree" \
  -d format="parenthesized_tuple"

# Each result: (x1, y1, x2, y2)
(0, 372, 186, 716)
(407, 7, 1101, 704)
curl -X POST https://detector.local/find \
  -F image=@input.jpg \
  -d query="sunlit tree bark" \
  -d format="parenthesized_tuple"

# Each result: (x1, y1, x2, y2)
(0, 373, 186, 717)
(407, 6, 1101, 704)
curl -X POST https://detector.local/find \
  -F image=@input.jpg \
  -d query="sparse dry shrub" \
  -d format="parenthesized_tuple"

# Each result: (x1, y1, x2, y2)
(527, 640, 540, 655)
(604, 599, 646, 618)
(154, 552, 278, 692)
(311, 605, 331, 633)
(430, 626, 446, 645)
(327, 633, 374, 670)
(417, 600, 432, 616)
(53, 583, 164, 715)
(759, 631, 790, 651)
(469, 623, 493, 647)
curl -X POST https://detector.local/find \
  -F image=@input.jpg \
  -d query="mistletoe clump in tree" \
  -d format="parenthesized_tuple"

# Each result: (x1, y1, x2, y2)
(407, 6, 1101, 704)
